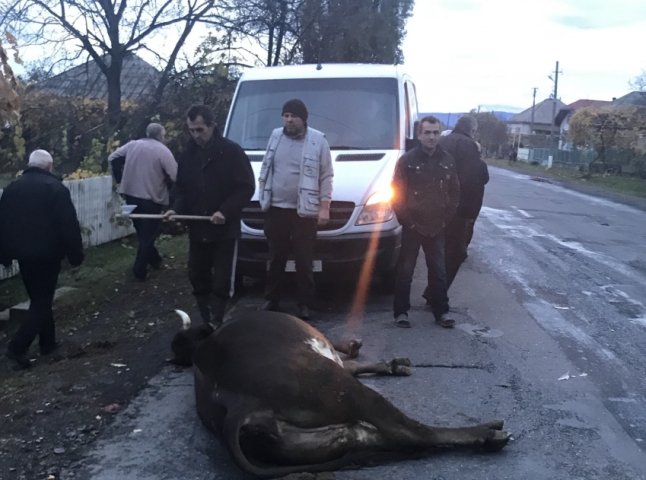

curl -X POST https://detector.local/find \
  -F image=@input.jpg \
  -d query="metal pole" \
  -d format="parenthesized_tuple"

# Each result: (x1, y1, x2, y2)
(529, 87, 538, 135)
(550, 61, 560, 148)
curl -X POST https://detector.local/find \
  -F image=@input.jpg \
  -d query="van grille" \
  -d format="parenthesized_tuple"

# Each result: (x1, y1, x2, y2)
(336, 153, 385, 161)
(242, 201, 355, 232)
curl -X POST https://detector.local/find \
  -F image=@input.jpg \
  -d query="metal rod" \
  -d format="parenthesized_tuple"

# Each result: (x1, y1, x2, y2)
(117, 213, 212, 220)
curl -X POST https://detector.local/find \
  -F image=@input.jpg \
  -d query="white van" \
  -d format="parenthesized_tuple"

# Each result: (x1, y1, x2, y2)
(224, 63, 419, 284)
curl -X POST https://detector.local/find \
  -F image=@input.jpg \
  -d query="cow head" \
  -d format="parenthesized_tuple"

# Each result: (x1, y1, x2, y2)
(170, 309, 215, 366)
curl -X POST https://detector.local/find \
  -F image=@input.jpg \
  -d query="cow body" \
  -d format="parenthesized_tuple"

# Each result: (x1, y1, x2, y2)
(172, 310, 510, 477)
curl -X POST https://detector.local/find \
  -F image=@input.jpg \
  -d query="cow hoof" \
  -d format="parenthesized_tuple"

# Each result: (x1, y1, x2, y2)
(393, 357, 411, 366)
(482, 428, 512, 452)
(389, 358, 413, 376)
(393, 365, 413, 376)
(347, 339, 363, 359)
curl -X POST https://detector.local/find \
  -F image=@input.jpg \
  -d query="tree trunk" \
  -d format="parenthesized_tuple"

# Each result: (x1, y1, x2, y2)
(106, 57, 123, 128)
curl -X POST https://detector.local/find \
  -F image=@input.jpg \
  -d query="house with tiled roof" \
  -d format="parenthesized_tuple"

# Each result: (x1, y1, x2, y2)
(611, 91, 646, 108)
(36, 53, 160, 102)
(555, 99, 612, 150)
(506, 97, 567, 137)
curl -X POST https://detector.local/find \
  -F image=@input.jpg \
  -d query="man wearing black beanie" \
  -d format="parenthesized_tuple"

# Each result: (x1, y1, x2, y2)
(257, 99, 334, 320)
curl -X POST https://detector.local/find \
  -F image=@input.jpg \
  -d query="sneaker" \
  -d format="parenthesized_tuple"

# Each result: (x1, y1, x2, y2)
(394, 313, 411, 328)
(6, 350, 32, 370)
(149, 257, 163, 270)
(435, 314, 455, 328)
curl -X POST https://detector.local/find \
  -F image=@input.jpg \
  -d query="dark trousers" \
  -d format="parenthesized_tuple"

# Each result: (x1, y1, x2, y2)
(264, 207, 317, 307)
(9, 259, 61, 355)
(124, 195, 163, 278)
(394, 226, 448, 318)
(444, 216, 468, 288)
(188, 238, 237, 324)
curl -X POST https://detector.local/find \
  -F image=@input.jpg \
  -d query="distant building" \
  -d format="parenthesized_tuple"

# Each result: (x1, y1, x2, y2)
(611, 91, 646, 108)
(36, 53, 160, 102)
(506, 98, 567, 137)
(555, 99, 611, 150)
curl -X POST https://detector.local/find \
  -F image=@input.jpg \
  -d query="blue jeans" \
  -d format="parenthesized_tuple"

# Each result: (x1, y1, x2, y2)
(393, 226, 449, 319)
(124, 195, 163, 279)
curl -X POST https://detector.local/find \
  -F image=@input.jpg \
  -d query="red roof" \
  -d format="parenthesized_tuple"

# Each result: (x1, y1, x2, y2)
(566, 99, 611, 109)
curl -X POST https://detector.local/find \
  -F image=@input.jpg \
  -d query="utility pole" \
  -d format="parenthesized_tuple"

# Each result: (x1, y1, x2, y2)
(529, 87, 538, 135)
(549, 61, 562, 148)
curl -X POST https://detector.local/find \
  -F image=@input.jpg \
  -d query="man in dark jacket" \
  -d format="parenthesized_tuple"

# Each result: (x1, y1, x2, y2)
(0, 150, 84, 369)
(436, 116, 489, 289)
(164, 105, 255, 326)
(391, 116, 460, 329)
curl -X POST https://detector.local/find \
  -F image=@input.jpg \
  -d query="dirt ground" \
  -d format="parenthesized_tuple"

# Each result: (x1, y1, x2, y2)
(0, 236, 196, 480)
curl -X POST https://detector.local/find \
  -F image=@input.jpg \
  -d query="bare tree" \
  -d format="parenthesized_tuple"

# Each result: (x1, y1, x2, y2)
(226, 0, 307, 66)
(2, 0, 224, 127)
(226, 0, 414, 67)
(629, 69, 646, 92)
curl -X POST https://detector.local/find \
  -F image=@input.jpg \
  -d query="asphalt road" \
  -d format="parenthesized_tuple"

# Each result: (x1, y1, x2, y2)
(64, 166, 646, 480)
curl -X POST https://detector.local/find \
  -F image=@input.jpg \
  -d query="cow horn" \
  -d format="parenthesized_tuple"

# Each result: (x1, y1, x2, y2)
(175, 309, 191, 330)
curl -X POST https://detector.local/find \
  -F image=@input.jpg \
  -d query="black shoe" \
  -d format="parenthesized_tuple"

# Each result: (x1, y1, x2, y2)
(149, 258, 163, 270)
(297, 305, 311, 321)
(259, 300, 280, 312)
(435, 314, 456, 328)
(6, 350, 32, 370)
(40, 342, 60, 356)
(133, 268, 147, 281)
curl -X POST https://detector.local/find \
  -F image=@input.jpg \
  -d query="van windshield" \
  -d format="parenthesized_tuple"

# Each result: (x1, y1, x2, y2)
(225, 78, 399, 150)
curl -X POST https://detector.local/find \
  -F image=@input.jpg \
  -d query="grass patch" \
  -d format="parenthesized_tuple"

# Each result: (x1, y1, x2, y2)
(0, 233, 188, 311)
(487, 158, 646, 199)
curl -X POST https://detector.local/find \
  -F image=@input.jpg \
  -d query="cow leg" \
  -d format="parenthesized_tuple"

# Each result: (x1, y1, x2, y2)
(354, 384, 511, 452)
(332, 338, 362, 359)
(343, 357, 412, 376)
(424, 422, 510, 452)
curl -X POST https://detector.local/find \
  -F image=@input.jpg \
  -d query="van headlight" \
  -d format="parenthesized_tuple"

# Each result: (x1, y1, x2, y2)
(356, 187, 394, 225)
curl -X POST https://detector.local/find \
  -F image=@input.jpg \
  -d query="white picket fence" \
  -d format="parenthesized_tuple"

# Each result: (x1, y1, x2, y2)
(0, 175, 134, 280)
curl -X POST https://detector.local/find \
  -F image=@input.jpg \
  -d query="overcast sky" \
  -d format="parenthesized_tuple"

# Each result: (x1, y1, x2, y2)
(403, 0, 646, 113)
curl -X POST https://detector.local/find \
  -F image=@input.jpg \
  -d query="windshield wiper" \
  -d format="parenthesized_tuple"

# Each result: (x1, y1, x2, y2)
(331, 146, 365, 150)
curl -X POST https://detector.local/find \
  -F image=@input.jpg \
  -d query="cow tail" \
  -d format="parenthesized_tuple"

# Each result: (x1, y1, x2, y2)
(222, 412, 353, 478)
(222, 412, 277, 478)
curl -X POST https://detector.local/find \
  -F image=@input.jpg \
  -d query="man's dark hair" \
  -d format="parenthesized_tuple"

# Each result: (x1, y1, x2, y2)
(186, 104, 215, 126)
(418, 115, 440, 132)
(454, 115, 476, 135)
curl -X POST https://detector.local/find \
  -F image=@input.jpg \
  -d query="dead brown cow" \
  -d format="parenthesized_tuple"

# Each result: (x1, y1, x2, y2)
(171, 309, 511, 477)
